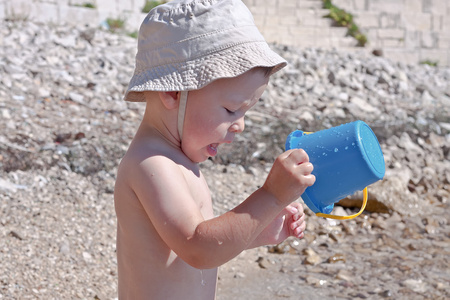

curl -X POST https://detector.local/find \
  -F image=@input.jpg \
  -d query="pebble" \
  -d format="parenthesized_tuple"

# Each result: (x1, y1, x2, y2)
(303, 248, 322, 265)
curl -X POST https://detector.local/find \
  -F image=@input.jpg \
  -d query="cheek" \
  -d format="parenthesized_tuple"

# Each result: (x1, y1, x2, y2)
(188, 109, 227, 134)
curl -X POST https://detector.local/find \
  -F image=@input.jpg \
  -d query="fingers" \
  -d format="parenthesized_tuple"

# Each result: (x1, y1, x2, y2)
(285, 149, 315, 178)
(291, 214, 306, 238)
(289, 204, 306, 239)
(284, 148, 310, 165)
(290, 201, 304, 214)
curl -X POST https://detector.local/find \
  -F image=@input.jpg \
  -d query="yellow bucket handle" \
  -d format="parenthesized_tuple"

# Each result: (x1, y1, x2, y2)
(315, 187, 368, 220)
(301, 132, 368, 220)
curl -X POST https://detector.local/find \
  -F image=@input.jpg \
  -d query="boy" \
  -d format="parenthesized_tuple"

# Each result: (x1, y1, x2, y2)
(114, 0, 315, 299)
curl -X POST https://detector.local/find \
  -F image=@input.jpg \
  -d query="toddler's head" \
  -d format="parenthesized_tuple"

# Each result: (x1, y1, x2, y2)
(124, 0, 286, 102)
(125, 0, 286, 140)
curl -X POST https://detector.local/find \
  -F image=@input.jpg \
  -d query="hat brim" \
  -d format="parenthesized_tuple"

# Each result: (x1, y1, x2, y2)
(124, 41, 287, 102)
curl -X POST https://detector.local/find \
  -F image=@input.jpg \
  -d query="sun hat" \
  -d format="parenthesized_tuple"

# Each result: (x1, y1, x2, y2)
(124, 0, 287, 102)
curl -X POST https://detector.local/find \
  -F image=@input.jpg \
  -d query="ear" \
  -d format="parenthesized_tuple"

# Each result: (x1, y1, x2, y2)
(158, 91, 179, 110)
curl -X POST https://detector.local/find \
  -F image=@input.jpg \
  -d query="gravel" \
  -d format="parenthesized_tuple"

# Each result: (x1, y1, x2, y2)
(0, 20, 449, 299)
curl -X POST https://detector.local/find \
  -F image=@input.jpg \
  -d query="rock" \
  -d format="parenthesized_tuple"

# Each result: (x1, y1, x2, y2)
(0, 178, 27, 193)
(327, 253, 346, 264)
(401, 279, 429, 293)
(303, 248, 322, 265)
(256, 257, 277, 270)
(336, 270, 353, 281)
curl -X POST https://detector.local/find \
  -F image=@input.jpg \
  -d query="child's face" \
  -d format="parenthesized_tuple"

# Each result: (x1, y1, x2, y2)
(182, 68, 269, 163)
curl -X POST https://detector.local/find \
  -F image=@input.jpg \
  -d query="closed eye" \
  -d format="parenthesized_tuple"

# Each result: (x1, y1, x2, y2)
(225, 107, 235, 114)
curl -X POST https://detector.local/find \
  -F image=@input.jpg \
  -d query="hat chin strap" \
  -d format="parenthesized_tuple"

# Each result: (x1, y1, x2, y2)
(177, 91, 188, 141)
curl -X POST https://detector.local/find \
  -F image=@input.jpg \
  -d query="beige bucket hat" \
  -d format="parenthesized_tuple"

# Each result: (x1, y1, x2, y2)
(124, 0, 287, 102)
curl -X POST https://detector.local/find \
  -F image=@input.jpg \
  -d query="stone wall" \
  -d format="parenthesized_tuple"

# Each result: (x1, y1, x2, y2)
(1, 0, 449, 66)
(330, 0, 450, 66)
(244, 0, 450, 66)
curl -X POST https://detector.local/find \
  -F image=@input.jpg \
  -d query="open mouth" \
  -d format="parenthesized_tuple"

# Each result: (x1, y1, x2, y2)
(207, 143, 219, 157)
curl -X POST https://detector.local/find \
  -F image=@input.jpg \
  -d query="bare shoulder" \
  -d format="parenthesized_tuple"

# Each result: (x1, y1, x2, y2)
(115, 132, 209, 212)
(118, 130, 197, 179)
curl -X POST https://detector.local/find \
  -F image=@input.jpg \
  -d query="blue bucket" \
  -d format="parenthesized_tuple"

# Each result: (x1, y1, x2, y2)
(285, 121, 385, 218)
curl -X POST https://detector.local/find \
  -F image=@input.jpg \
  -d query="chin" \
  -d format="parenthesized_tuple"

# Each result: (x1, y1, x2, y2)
(193, 155, 209, 164)
(183, 151, 208, 164)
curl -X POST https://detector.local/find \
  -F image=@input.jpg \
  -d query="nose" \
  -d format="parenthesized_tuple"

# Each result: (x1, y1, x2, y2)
(229, 116, 245, 134)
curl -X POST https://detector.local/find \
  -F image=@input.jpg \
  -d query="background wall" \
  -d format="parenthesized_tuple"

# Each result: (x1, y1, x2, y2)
(1, 0, 449, 66)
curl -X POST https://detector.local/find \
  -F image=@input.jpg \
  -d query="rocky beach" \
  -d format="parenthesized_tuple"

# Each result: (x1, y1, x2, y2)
(0, 20, 449, 299)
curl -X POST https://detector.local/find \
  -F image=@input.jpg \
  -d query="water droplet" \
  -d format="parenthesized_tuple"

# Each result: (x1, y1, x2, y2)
(334, 148, 339, 152)
(345, 146, 348, 150)
(200, 270, 205, 286)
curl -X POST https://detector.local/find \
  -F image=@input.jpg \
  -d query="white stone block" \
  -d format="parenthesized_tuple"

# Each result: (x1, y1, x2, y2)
(380, 12, 401, 28)
(368, 0, 404, 13)
(279, 15, 299, 26)
(39, 0, 58, 4)
(383, 48, 419, 66)
(289, 26, 320, 37)
(377, 28, 405, 39)
(355, 12, 380, 28)
(365, 28, 381, 47)
(276, 32, 296, 46)
(276, 5, 298, 17)
(96, 0, 117, 14)
(423, 0, 448, 15)
(70, 0, 91, 6)
(278, 0, 297, 9)
(404, 0, 422, 12)
(404, 30, 421, 48)
(338, 36, 358, 47)
(333, 0, 354, 10)
(248, 5, 266, 16)
(432, 14, 443, 31)
(297, 0, 323, 9)
(382, 38, 405, 48)
(353, 0, 368, 11)
(135, 0, 150, 13)
(296, 36, 320, 48)
(314, 8, 332, 18)
(251, 14, 265, 28)
(296, 11, 333, 27)
(4, 0, 35, 21)
(115, 0, 144, 14)
(401, 13, 432, 31)
(122, 11, 146, 31)
(437, 33, 450, 49)
(0, 2, 5, 20)
(329, 27, 348, 38)
(32, 2, 59, 23)
(59, 5, 99, 27)
(419, 49, 449, 66)
(264, 15, 282, 27)
(421, 31, 437, 48)
(312, 37, 331, 48)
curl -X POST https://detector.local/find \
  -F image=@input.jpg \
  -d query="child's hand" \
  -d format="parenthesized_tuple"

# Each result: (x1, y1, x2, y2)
(262, 149, 315, 205)
(286, 202, 306, 239)
(248, 202, 306, 248)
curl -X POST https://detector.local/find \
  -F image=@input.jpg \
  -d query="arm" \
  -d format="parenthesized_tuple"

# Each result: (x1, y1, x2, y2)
(130, 149, 314, 269)
(247, 201, 306, 249)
